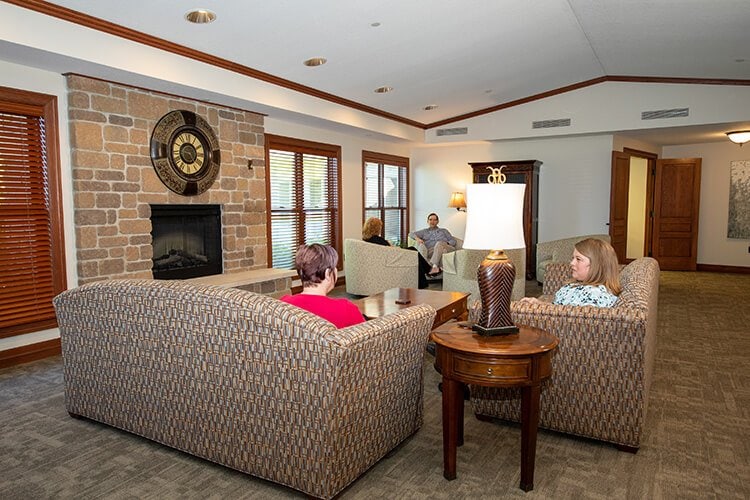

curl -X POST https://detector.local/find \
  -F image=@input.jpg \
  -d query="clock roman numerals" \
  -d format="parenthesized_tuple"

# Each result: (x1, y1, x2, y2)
(172, 132, 206, 175)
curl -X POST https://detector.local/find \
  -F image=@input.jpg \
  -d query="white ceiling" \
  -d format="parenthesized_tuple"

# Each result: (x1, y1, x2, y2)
(10, 0, 750, 143)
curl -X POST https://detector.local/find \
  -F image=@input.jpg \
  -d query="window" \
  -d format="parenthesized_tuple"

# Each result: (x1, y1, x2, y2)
(265, 135, 341, 270)
(0, 86, 66, 338)
(362, 151, 409, 246)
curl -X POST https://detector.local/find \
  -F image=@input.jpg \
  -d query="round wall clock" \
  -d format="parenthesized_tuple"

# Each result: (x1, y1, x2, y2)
(150, 110, 221, 196)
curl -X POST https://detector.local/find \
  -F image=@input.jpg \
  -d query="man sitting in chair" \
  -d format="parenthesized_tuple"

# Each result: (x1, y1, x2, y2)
(409, 213, 457, 277)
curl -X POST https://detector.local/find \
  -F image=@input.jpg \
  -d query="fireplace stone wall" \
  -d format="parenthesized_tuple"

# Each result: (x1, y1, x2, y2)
(67, 75, 268, 285)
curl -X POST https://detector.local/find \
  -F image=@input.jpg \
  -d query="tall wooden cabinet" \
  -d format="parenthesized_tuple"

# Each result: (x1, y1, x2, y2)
(469, 160, 542, 280)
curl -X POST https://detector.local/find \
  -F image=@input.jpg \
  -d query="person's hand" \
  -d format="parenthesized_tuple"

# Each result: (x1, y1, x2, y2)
(517, 297, 542, 305)
(416, 237, 424, 244)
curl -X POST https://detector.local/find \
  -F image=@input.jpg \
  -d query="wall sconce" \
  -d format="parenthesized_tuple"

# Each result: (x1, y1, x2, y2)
(448, 191, 467, 212)
(726, 130, 750, 146)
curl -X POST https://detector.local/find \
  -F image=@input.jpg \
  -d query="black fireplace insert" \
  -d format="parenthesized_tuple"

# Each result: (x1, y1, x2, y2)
(150, 204, 222, 280)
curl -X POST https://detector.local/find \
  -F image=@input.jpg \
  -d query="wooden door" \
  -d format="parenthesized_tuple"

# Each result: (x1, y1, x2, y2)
(652, 158, 701, 270)
(609, 152, 631, 263)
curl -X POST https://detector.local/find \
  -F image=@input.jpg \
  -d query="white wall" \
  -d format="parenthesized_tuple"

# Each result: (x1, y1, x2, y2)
(0, 61, 76, 352)
(663, 142, 750, 267)
(410, 135, 614, 242)
(427, 82, 750, 144)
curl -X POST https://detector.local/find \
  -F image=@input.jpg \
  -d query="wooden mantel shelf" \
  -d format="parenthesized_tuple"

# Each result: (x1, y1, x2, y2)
(187, 268, 296, 288)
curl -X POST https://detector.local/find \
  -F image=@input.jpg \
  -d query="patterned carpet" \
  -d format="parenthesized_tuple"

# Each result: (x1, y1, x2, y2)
(1, 272, 748, 499)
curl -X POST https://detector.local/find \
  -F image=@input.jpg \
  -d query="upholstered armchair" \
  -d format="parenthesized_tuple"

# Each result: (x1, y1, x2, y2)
(343, 238, 418, 296)
(536, 234, 611, 283)
(441, 247, 526, 302)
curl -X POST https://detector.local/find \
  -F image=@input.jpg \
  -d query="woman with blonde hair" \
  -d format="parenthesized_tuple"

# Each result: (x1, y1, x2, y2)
(520, 238, 621, 307)
(362, 217, 388, 246)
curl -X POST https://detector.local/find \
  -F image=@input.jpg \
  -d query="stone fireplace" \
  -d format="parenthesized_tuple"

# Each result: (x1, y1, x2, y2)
(67, 75, 269, 285)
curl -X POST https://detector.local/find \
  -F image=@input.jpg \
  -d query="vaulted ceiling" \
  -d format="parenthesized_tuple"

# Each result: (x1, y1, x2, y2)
(4, 0, 750, 143)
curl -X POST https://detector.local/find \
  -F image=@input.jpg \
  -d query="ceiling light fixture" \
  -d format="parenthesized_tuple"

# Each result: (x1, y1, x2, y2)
(374, 86, 393, 94)
(303, 57, 327, 67)
(185, 9, 216, 24)
(726, 130, 750, 146)
(423, 104, 438, 111)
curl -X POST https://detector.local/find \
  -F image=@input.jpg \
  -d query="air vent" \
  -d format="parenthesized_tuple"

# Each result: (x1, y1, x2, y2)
(641, 108, 689, 120)
(532, 118, 571, 129)
(436, 127, 468, 136)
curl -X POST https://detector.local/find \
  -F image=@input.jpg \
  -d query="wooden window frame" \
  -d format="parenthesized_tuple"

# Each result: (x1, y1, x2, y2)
(0, 85, 67, 338)
(362, 150, 410, 246)
(264, 134, 342, 269)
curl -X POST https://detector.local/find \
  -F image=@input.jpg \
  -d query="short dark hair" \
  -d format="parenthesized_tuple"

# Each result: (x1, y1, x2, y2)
(427, 212, 439, 222)
(294, 244, 338, 288)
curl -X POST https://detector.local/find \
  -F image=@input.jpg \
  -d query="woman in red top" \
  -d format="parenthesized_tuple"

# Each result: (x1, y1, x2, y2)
(280, 244, 365, 328)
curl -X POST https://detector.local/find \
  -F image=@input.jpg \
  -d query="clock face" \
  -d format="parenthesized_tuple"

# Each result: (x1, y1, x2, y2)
(150, 110, 221, 196)
(171, 131, 207, 175)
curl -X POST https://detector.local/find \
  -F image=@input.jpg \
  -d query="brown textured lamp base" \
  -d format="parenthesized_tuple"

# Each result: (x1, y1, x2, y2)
(474, 249, 518, 336)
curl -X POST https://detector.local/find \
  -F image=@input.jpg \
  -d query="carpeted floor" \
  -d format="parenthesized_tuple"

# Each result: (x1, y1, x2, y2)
(1, 272, 748, 499)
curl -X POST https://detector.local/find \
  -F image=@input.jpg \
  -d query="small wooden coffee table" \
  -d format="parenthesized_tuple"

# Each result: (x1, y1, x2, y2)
(354, 287, 469, 328)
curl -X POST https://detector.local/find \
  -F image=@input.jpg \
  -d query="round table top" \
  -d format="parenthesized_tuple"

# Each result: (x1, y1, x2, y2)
(430, 322, 558, 357)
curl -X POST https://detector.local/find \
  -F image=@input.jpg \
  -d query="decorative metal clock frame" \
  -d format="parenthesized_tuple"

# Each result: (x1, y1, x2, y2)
(150, 110, 221, 196)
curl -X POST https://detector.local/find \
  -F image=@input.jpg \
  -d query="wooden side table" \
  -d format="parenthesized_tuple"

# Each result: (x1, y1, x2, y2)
(431, 322, 558, 492)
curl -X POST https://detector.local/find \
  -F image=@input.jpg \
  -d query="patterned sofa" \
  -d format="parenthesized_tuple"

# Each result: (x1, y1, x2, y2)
(470, 257, 659, 450)
(53, 279, 436, 499)
(441, 247, 526, 302)
(536, 233, 611, 283)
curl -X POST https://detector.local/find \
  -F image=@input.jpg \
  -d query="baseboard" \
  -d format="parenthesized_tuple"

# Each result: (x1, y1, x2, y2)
(696, 264, 750, 274)
(0, 339, 61, 369)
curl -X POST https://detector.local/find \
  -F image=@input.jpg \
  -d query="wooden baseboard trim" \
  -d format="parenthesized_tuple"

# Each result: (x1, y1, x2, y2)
(696, 264, 750, 274)
(0, 339, 61, 369)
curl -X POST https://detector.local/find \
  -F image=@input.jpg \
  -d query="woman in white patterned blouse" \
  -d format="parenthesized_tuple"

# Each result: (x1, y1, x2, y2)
(520, 238, 621, 308)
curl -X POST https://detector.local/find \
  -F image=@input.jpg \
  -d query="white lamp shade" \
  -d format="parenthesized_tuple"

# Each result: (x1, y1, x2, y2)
(463, 183, 526, 250)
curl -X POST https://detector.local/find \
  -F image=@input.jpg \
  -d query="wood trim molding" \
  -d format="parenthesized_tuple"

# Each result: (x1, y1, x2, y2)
(0, 339, 61, 369)
(696, 264, 750, 274)
(8, 0, 424, 129)
(7, 0, 750, 131)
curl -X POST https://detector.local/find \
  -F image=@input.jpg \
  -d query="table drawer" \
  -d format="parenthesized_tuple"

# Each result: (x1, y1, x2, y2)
(434, 299, 467, 327)
(452, 353, 531, 383)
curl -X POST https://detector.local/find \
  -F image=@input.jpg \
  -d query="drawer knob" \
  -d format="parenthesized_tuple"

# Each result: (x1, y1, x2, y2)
(487, 367, 493, 375)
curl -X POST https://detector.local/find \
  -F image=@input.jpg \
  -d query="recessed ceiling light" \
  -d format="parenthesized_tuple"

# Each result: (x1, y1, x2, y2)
(303, 57, 327, 67)
(374, 86, 393, 94)
(735, 58, 747, 63)
(185, 9, 216, 24)
(484, 89, 493, 94)
(423, 104, 438, 111)
(370, 22, 381, 27)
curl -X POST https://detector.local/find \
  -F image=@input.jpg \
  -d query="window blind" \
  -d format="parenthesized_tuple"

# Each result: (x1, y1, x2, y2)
(362, 151, 409, 246)
(266, 135, 341, 270)
(0, 94, 65, 337)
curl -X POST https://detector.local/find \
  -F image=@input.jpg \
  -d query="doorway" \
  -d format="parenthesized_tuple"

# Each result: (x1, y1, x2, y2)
(609, 150, 702, 271)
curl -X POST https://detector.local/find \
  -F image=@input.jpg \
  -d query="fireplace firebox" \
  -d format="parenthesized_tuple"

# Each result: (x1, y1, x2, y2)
(150, 204, 222, 280)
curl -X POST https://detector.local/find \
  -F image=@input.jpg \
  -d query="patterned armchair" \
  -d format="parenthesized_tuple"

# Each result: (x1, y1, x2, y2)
(536, 234, 611, 283)
(344, 238, 419, 296)
(470, 257, 660, 450)
(53, 279, 436, 499)
(441, 247, 526, 302)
